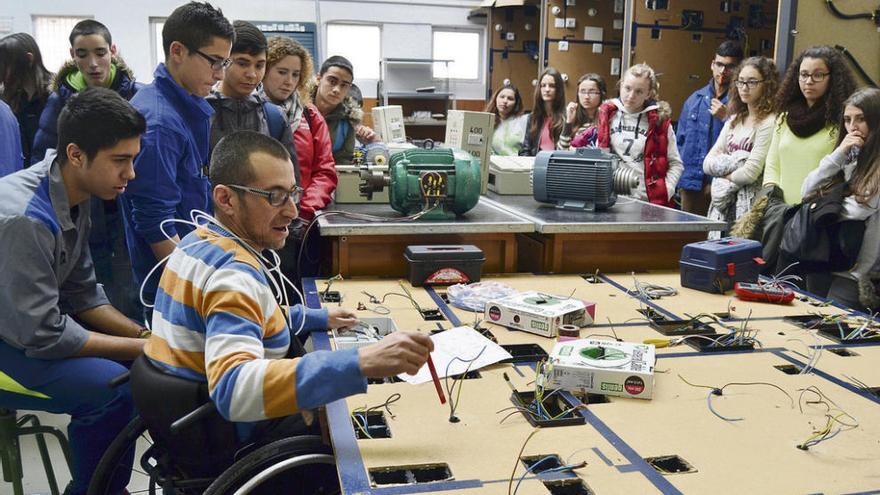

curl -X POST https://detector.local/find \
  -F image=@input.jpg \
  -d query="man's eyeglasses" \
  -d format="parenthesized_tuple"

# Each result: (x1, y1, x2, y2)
(578, 90, 603, 96)
(712, 61, 738, 72)
(191, 48, 231, 71)
(734, 79, 764, 89)
(228, 184, 304, 207)
(798, 71, 830, 83)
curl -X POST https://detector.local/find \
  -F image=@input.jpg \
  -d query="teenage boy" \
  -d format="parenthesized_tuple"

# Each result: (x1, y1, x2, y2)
(120, 1, 234, 317)
(676, 40, 743, 215)
(206, 20, 299, 181)
(32, 20, 141, 163)
(312, 55, 380, 164)
(0, 88, 147, 495)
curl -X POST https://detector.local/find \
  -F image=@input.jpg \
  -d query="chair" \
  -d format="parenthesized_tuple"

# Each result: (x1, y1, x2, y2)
(0, 371, 73, 495)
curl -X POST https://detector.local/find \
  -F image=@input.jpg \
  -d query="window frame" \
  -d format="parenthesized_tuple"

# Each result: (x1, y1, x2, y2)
(431, 27, 483, 83)
(31, 15, 91, 72)
(324, 22, 383, 81)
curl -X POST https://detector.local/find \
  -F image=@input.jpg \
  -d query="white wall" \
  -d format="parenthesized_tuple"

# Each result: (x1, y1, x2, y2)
(5, 0, 487, 99)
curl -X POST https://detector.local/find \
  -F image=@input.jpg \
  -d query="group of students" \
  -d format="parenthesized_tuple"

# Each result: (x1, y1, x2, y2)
(487, 42, 880, 311)
(0, 3, 422, 494)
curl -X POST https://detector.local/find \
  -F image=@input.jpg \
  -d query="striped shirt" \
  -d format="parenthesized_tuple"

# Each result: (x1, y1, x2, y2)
(145, 223, 365, 423)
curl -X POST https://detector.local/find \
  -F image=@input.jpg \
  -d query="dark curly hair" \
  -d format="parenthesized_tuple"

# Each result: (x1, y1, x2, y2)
(774, 45, 856, 128)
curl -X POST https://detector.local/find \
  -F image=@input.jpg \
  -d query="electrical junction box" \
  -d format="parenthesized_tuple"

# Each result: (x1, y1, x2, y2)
(485, 291, 596, 338)
(488, 155, 534, 195)
(546, 339, 655, 399)
(372, 105, 407, 144)
(332, 317, 398, 350)
(680, 237, 763, 294)
(445, 110, 494, 194)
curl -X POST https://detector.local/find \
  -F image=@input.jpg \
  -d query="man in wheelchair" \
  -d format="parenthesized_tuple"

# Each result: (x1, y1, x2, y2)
(112, 130, 433, 493)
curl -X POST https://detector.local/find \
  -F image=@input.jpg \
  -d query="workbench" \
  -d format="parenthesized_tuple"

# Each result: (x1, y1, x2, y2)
(305, 273, 880, 495)
(317, 197, 725, 277)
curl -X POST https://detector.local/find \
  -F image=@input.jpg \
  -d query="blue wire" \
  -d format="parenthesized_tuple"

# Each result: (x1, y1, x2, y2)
(707, 390, 743, 422)
(512, 456, 558, 495)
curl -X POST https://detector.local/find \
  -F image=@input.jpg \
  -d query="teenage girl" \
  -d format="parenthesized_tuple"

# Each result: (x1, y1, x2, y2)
(596, 63, 683, 207)
(486, 83, 527, 156)
(799, 87, 880, 310)
(763, 45, 856, 204)
(520, 67, 565, 156)
(558, 73, 606, 150)
(703, 56, 779, 237)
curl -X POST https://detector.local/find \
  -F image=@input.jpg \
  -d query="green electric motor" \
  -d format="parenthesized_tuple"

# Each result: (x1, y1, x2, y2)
(358, 148, 482, 220)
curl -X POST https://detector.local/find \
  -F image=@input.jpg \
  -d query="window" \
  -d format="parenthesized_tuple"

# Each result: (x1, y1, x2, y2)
(432, 30, 480, 80)
(150, 18, 166, 67)
(325, 24, 381, 80)
(33, 16, 90, 72)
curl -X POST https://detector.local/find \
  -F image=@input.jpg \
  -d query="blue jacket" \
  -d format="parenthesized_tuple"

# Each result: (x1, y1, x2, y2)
(120, 63, 214, 305)
(31, 59, 142, 165)
(0, 100, 22, 177)
(675, 81, 728, 191)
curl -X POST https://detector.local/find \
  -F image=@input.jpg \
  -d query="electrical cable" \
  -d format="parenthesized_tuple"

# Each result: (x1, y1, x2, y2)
(678, 374, 794, 422)
(139, 209, 308, 335)
(508, 429, 540, 495)
(444, 346, 488, 422)
(825, 0, 876, 21)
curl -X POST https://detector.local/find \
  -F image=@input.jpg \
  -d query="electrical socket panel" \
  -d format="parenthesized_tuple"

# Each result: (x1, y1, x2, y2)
(565, 17, 577, 29)
(558, 40, 570, 51)
(554, 18, 565, 28)
(611, 57, 621, 76)
(613, 19, 624, 30)
(614, 0, 624, 14)
(506, 32, 516, 41)
(566, 0, 576, 5)
(592, 43, 603, 54)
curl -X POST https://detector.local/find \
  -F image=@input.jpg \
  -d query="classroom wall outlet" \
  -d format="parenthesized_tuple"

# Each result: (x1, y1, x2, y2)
(681, 10, 704, 30)
(614, 0, 624, 13)
(558, 40, 569, 51)
(554, 18, 565, 28)
(505, 32, 515, 41)
(565, 17, 577, 29)
(592, 43, 603, 54)
(760, 39, 772, 51)
(650, 26, 661, 40)
(610, 57, 621, 76)
(613, 18, 624, 30)
(566, 0, 576, 5)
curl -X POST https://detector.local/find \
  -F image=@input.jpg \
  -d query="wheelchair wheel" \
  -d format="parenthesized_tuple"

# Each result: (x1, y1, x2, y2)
(88, 416, 154, 495)
(204, 435, 339, 495)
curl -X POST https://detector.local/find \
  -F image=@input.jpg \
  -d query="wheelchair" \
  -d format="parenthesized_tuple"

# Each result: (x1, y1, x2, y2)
(88, 356, 340, 495)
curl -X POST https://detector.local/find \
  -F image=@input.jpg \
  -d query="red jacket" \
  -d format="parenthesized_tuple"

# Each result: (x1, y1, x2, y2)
(597, 101, 673, 207)
(294, 104, 337, 219)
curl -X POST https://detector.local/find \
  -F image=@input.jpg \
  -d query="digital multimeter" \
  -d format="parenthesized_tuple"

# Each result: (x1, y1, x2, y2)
(734, 282, 795, 304)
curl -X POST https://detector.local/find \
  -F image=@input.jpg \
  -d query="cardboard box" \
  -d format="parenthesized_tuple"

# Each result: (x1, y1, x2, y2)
(372, 105, 407, 144)
(488, 155, 534, 195)
(484, 291, 596, 338)
(546, 339, 655, 399)
(444, 110, 494, 194)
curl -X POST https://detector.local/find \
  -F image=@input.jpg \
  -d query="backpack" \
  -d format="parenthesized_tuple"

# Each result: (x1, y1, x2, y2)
(262, 101, 286, 142)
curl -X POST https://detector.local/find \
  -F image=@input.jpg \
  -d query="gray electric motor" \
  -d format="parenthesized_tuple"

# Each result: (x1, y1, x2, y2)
(532, 148, 639, 211)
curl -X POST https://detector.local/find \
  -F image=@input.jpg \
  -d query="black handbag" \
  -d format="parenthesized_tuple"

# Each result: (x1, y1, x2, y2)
(780, 180, 847, 269)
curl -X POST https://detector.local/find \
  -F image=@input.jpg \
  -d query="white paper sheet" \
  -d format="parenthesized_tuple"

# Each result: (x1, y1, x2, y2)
(396, 326, 513, 385)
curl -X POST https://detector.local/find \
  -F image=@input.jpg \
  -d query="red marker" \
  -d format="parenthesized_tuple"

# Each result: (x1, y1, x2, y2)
(426, 354, 446, 404)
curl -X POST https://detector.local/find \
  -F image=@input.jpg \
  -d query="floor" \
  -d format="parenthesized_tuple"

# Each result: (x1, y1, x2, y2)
(14, 410, 154, 495)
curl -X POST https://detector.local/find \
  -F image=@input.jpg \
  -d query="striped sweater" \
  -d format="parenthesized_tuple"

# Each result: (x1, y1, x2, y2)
(145, 223, 366, 423)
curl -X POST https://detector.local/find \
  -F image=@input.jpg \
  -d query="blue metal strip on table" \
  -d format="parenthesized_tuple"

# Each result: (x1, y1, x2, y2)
(304, 278, 372, 493)
(598, 273, 682, 321)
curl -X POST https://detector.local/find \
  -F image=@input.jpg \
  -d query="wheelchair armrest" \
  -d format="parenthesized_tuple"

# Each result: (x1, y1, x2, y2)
(170, 401, 218, 436)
